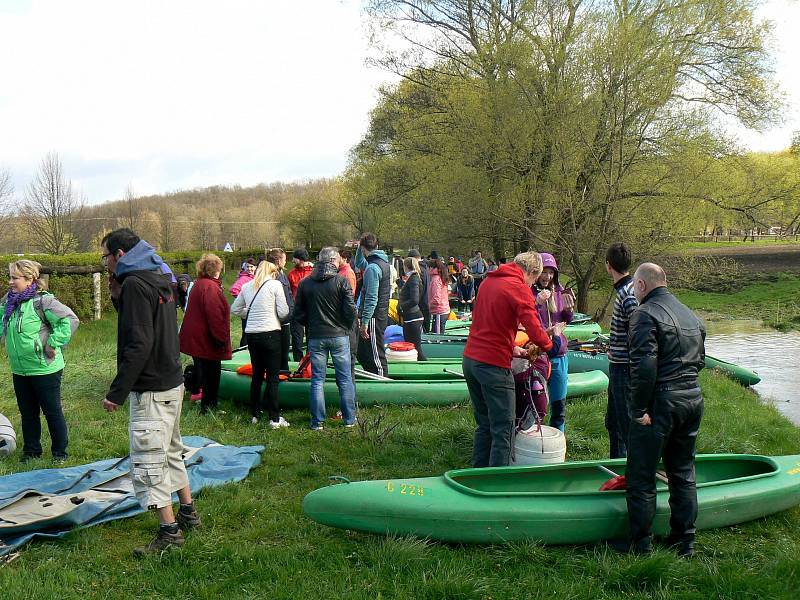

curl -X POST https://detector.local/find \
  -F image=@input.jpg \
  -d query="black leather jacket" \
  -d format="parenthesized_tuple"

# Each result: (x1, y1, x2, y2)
(294, 262, 356, 339)
(628, 287, 706, 418)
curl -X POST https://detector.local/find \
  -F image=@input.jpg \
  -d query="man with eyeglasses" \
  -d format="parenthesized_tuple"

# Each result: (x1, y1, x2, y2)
(100, 228, 201, 556)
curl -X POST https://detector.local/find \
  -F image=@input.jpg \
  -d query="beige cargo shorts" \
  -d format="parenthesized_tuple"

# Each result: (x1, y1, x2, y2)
(128, 384, 190, 510)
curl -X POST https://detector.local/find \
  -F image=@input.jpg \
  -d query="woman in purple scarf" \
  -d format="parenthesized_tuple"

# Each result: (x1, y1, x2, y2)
(1, 260, 79, 462)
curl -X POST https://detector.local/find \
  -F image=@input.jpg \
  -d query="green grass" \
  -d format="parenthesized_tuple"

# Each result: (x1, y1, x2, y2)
(675, 273, 800, 331)
(674, 239, 800, 250)
(1, 312, 799, 598)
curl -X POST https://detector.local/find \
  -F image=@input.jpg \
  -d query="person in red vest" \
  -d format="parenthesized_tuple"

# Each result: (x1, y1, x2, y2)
(463, 251, 563, 468)
(287, 248, 314, 361)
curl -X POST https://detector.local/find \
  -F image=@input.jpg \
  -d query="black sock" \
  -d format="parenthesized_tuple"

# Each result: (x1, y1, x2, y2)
(160, 522, 179, 534)
(179, 502, 195, 514)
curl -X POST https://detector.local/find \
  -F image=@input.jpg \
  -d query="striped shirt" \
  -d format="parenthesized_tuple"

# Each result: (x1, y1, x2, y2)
(608, 275, 638, 364)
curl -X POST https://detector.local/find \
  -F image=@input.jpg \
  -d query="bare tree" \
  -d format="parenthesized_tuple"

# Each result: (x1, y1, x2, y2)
(0, 168, 14, 225)
(24, 152, 82, 254)
(123, 183, 139, 231)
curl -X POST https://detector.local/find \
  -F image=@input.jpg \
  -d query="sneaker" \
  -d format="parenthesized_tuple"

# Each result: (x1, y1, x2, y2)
(176, 507, 203, 532)
(310, 424, 324, 431)
(133, 526, 185, 557)
(344, 420, 358, 428)
(52, 455, 68, 465)
(251, 416, 259, 425)
(664, 534, 696, 558)
(269, 416, 290, 429)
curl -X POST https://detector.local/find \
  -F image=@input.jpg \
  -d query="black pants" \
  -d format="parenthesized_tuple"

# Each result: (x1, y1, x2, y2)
(290, 318, 306, 362)
(239, 317, 248, 348)
(357, 316, 388, 376)
(194, 357, 221, 411)
(463, 357, 515, 467)
(247, 331, 282, 420)
(421, 307, 431, 333)
(13, 370, 68, 458)
(606, 362, 632, 458)
(280, 324, 291, 372)
(402, 320, 427, 361)
(626, 389, 703, 545)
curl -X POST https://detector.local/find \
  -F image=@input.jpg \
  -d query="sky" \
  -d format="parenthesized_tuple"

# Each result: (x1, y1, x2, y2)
(0, 0, 798, 206)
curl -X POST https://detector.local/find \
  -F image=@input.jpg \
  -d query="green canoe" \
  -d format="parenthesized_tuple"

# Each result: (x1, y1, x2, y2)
(436, 322, 602, 340)
(303, 454, 800, 544)
(217, 364, 608, 406)
(565, 349, 761, 386)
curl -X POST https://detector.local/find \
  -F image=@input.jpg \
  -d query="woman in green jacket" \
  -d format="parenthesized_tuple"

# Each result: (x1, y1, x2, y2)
(1, 260, 79, 462)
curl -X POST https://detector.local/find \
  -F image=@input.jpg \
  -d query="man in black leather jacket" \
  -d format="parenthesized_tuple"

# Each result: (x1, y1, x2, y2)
(294, 247, 358, 430)
(624, 262, 706, 557)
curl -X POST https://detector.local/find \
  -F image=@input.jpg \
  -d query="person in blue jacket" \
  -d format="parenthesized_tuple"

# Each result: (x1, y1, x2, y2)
(354, 232, 391, 376)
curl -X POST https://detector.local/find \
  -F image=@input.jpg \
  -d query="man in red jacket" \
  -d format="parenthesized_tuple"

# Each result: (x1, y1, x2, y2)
(463, 251, 562, 467)
(287, 248, 314, 361)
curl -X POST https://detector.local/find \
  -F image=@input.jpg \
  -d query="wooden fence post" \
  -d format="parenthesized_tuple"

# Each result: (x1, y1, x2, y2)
(93, 272, 102, 321)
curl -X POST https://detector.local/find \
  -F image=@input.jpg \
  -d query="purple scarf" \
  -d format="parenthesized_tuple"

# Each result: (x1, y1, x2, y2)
(3, 283, 38, 334)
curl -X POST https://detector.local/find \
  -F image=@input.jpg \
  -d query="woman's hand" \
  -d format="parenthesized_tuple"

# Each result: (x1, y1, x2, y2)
(536, 289, 551, 305)
(563, 293, 575, 309)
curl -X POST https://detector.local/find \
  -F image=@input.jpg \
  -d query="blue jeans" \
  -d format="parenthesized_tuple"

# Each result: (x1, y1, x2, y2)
(309, 336, 356, 427)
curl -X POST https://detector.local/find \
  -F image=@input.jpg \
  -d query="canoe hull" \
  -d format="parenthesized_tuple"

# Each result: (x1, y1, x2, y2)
(218, 369, 608, 407)
(303, 454, 800, 544)
(566, 350, 761, 386)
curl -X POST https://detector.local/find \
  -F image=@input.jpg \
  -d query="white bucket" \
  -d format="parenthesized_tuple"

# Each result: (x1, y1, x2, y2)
(386, 347, 418, 362)
(0, 413, 17, 458)
(511, 424, 566, 466)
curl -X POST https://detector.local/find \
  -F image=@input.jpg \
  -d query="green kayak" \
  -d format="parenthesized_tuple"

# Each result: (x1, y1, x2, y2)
(436, 322, 602, 340)
(217, 364, 608, 406)
(303, 454, 800, 544)
(566, 349, 761, 386)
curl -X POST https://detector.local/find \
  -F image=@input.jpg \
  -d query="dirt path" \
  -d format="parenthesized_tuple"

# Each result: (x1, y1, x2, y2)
(683, 244, 800, 273)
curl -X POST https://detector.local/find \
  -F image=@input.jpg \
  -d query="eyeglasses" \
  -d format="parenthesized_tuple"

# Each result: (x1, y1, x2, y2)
(101, 251, 114, 263)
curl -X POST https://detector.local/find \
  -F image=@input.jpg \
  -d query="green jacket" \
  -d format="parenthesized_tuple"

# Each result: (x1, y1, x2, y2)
(1, 292, 80, 376)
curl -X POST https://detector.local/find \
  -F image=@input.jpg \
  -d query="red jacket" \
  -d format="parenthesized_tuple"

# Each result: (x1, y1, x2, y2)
(338, 262, 357, 299)
(464, 262, 552, 369)
(288, 263, 314, 298)
(179, 276, 232, 361)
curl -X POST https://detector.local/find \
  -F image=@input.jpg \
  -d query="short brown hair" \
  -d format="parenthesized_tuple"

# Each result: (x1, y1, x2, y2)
(360, 232, 378, 251)
(196, 253, 224, 278)
(267, 248, 286, 265)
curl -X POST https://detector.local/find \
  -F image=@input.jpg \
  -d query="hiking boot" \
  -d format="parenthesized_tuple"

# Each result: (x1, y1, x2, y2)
(177, 507, 203, 532)
(52, 455, 68, 465)
(607, 537, 652, 555)
(133, 525, 184, 557)
(664, 534, 695, 558)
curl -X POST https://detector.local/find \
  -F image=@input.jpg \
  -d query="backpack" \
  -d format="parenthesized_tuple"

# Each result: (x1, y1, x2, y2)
(0, 293, 53, 333)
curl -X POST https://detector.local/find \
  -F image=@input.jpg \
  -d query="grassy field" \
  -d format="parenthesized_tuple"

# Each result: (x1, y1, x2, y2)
(675, 273, 800, 331)
(0, 310, 799, 599)
(676, 239, 800, 250)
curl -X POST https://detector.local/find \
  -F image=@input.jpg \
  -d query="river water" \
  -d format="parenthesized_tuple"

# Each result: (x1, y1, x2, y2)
(705, 321, 800, 425)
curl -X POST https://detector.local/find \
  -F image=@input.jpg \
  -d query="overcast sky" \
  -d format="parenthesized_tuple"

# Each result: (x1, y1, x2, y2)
(0, 0, 797, 206)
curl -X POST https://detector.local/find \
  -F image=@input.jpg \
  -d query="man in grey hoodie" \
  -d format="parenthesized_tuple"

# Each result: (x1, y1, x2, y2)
(354, 232, 391, 376)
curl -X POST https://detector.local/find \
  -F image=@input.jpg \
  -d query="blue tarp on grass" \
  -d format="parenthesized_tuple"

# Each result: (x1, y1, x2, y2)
(0, 436, 264, 558)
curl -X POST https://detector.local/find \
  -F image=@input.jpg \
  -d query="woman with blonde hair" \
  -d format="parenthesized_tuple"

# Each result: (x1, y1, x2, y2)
(179, 253, 231, 413)
(231, 260, 290, 427)
(398, 256, 427, 360)
(1, 260, 79, 462)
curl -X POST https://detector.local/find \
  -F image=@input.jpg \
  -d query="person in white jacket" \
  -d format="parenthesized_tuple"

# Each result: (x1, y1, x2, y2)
(231, 260, 289, 427)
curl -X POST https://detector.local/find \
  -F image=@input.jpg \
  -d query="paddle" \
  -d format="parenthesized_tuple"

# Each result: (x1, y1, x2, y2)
(353, 367, 393, 382)
(443, 369, 465, 378)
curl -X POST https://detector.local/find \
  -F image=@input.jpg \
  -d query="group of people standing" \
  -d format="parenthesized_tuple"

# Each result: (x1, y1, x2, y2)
(0, 229, 707, 559)
(463, 242, 706, 557)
